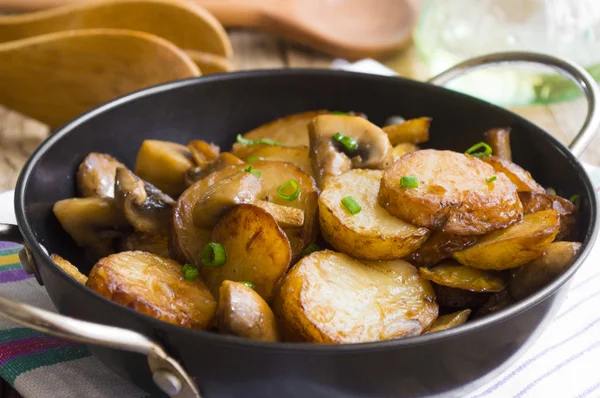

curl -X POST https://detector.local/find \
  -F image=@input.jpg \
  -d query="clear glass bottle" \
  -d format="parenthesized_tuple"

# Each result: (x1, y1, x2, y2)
(414, 0, 600, 105)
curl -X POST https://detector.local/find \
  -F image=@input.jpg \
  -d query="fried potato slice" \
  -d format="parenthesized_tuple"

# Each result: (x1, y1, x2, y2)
(319, 169, 429, 260)
(256, 200, 305, 228)
(217, 280, 279, 342)
(87, 251, 216, 329)
(378, 150, 523, 235)
(50, 254, 88, 284)
(405, 230, 477, 268)
(518, 192, 577, 241)
(274, 250, 438, 343)
(453, 209, 560, 270)
(425, 309, 471, 334)
(120, 231, 170, 258)
(391, 143, 420, 162)
(240, 146, 315, 178)
(433, 285, 491, 309)
(202, 204, 292, 301)
(187, 140, 220, 167)
(509, 241, 582, 300)
(419, 261, 507, 293)
(77, 152, 126, 198)
(482, 156, 545, 193)
(382, 117, 431, 145)
(484, 128, 512, 161)
(134, 140, 194, 197)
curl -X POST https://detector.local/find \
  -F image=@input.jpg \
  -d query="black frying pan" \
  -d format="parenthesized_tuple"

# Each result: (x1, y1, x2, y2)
(0, 52, 598, 398)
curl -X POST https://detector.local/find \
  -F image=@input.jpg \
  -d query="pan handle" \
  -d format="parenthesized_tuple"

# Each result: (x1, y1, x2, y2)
(0, 295, 202, 398)
(427, 52, 600, 158)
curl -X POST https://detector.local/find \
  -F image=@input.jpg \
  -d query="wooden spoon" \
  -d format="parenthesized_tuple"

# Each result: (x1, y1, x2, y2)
(0, 29, 200, 128)
(0, 0, 234, 73)
(1, 0, 417, 60)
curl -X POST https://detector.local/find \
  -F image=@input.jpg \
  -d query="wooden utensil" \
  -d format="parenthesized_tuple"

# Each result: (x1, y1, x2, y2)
(0, 29, 200, 128)
(0, 0, 234, 73)
(1, 0, 417, 60)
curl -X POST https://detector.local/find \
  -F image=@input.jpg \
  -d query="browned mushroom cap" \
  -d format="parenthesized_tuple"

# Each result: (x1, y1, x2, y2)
(114, 168, 175, 233)
(192, 171, 262, 228)
(77, 153, 126, 198)
(184, 153, 244, 187)
(53, 197, 130, 257)
(308, 115, 393, 188)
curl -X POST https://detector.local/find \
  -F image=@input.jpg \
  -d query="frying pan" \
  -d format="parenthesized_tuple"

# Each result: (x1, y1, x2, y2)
(0, 52, 598, 398)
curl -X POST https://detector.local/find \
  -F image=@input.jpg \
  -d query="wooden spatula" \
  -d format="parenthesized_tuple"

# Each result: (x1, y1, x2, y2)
(0, 0, 234, 73)
(0, 29, 200, 128)
(1, 0, 417, 60)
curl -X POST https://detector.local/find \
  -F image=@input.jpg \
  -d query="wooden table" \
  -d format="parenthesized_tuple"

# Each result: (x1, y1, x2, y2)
(0, 29, 599, 398)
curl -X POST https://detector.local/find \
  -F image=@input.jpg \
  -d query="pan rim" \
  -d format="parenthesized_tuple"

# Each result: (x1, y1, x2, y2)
(15, 68, 599, 353)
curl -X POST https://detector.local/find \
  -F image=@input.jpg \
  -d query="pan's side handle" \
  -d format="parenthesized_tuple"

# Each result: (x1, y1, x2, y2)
(0, 295, 201, 398)
(427, 52, 600, 158)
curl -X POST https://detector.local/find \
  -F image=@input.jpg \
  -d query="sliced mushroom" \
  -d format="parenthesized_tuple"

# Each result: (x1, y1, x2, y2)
(77, 152, 126, 198)
(187, 140, 220, 167)
(308, 115, 393, 188)
(255, 200, 305, 228)
(53, 197, 130, 257)
(484, 127, 512, 161)
(134, 140, 195, 197)
(192, 171, 262, 228)
(114, 167, 175, 232)
(185, 153, 244, 187)
(119, 231, 171, 258)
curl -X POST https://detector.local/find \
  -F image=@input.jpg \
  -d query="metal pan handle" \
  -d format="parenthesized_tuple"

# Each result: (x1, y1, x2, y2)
(0, 295, 201, 398)
(427, 51, 600, 158)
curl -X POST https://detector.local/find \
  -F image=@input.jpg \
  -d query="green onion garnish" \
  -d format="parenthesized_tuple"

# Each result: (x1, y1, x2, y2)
(239, 281, 255, 289)
(244, 165, 261, 178)
(277, 179, 300, 201)
(400, 176, 419, 188)
(341, 196, 362, 215)
(569, 194, 581, 210)
(201, 242, 227, 267)
(331, 111, 349, 116)
(247, 156, 260, 163)
(465, 142, 493, 158)
(332, 132, 358, 151)
(182, 264, 198, 281)
(236, 134, 280, 146)
(486, 176, 497, 183)
(301, 243, 321, 257)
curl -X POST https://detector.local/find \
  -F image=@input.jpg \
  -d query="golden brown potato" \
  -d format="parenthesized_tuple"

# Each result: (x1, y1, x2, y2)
(53, 197, 130, 257)
(240, 146, 315, 178)
(382, 117, 431, 145)
(255, 200, 305, 228)
(77, 152, 126, 198)
(309, 115, 393, 189)
(233, 110, 329, 151)
(453, 210, 560, 270)
(518, 192, 577, 241)
(509, 241, 582, 300)
(419, 261, 506, 293)
(185, 153, 244, 186)
(405, 230, 477, 268)
(217, 280, 279, 342)
(187, 140, 220, 167)
(426, 309, 471, 333)
(484, 128, 512, 161)
(473, 290, 514, 319)
(482, 156, 545, 193)
(274, 250, 438, 343)
(201, 204, 292, 301)
(87, 251, 216, 329)
(50, 254, 88, 284)
(433, 285, 491, 309)
(319, 169, 429, 260)
(378, 150, 523, 235)
(134, 140, 194, 197)
(120, 231, 170, 258)
(391, 143, 420, 162)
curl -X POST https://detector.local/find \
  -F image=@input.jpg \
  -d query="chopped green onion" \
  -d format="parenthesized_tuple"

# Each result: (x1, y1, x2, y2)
(182, 264, 198, 281)
(569, 194, 581, 210)
(465, 142, 493, 158)
(236, 134, 280, 146)
(247, 156, 260, 163)
(486, 176, 497, 183)
(244, 165, 261, 178)
(201, 242, 227, 267)
(277, 179, 300, 201)
(400, 176, 419, 188)
(341, 196, 362, 215)
(331, 111, 349, 116)
(332, 132, 358, 151)
(546, 187, 557, 196)
(239, 281, 255, 289)
(301, 243, 321, 257)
